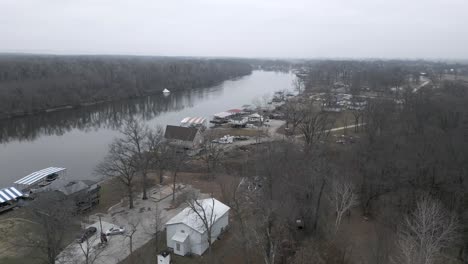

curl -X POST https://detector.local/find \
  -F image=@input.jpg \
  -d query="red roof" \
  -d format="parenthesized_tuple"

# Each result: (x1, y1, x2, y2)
(227, 109, 242, 113)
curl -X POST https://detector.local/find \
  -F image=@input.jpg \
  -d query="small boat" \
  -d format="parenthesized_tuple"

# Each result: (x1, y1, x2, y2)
(163, 88, 170, 94)
(45, 173, 59, 182)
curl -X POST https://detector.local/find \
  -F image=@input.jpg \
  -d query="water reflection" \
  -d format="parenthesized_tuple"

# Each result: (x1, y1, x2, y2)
(0, 85, 223, 143)
(0, 71, 294, 186)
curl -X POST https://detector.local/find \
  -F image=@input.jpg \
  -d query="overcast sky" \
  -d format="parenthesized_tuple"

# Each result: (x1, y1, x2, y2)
(1, 0, 467, 59)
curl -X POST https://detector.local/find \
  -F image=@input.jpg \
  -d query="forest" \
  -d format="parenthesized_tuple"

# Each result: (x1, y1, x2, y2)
(94, 60, 468, 264)
(2, 59, 468, 264)
(0, 54, 252, 117)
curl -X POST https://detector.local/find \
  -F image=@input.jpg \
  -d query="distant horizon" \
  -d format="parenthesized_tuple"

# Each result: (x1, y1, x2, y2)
(1, 50, 468, 63)
(2, 0, 467, 62)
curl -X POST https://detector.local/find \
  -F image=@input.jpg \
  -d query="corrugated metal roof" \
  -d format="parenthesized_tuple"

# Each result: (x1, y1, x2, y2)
(214, 112, 232, 119)
(165, 198, 230, 234)
(0, 187, 23, 203)
(14, 167, 66, 186)
(181, 117, 206, 126)
(227, 109, 242, 113)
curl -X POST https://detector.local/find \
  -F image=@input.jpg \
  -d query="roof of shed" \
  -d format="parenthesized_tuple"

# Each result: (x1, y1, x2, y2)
(171, 232, 189, 243)
(164, 125, 198, 142)
(165, 198, 230, 234)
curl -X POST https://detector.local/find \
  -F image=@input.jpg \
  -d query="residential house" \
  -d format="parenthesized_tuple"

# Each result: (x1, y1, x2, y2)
(248, 113, 263, 123)
(57, 180, 101, 214)
(229, 116, 248, 127)
(211, 112, 233, 124)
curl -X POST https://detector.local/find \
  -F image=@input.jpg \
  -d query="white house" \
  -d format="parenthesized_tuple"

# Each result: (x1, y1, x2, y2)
(165, 198, 230, 256)
(248, 113, 263, 123)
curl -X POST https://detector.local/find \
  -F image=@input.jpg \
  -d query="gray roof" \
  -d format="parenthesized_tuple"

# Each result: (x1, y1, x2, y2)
(164, 125, 198, 142)
(58, 180, 97, 196)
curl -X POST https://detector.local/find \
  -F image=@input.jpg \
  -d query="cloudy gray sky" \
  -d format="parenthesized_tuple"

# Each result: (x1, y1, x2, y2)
(1, 0, 467, 59)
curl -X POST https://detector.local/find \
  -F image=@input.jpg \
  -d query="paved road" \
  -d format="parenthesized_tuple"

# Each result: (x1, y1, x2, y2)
(218, 120, 366, 149)
(413, 77, 431, 93)
(326, 123, 366, 133)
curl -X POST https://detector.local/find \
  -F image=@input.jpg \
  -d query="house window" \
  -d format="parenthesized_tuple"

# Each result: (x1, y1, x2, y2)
(176, 243, 181, 251)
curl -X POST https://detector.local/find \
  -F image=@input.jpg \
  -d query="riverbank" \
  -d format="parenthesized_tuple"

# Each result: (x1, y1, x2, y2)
(0, 75, 251, 121)
(0, 71, 295, 187)
(0, 54, 253, 120)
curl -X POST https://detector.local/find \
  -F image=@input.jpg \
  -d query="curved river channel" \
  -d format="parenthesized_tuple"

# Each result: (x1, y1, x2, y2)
(0, 71, 295, 187)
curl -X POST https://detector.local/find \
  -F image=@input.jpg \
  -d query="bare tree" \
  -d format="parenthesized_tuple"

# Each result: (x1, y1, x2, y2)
(118, 118, 152, 200)
(292, 77, 304, 94)
(250, 207, 287, 264)
(166, 145, 189, 202)
(142, 203, 164, 258)
(290, 239, 325, 264)
(217, 175, 252, 264)
(147, 126, 167, 184)
(96, 139, 138, 209)
(13, 192, 74, 264)
(283, 100, 306, 136)
(185, 196, 218, 263)
(76, 227, 106, 264)
(298, 109, 334, 151)
(124, 219, 140, 264)
(328, 178, 359, 234)
(394, 195, 459, 264)
(200, 131, 226, 174)
(152, 205, 164, 257)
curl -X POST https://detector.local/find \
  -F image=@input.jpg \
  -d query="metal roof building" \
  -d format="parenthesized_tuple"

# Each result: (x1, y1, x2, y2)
(0, 187, 23, 203)
(180, 117, 206, 127)
(14, 167, 66, 186)
(213, 112, 233, 119)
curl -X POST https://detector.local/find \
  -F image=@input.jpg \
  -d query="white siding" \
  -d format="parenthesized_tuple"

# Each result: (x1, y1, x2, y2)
(196, 212, 230, 255)
(211, 212, 229, 239)
(166, 223, 202, 255)
(166, 211, 229, 256)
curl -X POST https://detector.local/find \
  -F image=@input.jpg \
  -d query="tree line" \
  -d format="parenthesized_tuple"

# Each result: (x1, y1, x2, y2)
(5, 59, 468, 264)
(0, 54, 252, 117)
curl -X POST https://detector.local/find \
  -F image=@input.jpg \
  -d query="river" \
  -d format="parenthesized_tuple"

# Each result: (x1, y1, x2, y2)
(0, 71, 295, 187)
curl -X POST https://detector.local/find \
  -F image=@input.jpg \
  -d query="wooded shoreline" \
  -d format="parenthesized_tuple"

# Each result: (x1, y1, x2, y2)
(0, 54, 253, 119)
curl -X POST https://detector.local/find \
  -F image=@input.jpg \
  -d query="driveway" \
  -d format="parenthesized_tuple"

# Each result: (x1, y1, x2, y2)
(56, 185, 196, 264)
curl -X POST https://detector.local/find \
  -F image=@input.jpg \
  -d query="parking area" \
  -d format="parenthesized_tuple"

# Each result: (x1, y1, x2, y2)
(55, 184, 196, 264)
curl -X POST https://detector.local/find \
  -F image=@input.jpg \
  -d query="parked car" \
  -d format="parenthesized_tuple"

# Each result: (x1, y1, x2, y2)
(76, 227, 97, 243)
(45, 173, 59, 182)
(105, 226, 125, 236)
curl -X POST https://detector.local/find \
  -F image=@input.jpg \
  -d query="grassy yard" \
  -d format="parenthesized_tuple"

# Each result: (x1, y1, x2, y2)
(210, 127, 267, 137)
(119, 220, 251, 264)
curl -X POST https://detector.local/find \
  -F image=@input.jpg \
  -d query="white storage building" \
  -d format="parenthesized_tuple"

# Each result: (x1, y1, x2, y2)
(165, 198, 230, 256)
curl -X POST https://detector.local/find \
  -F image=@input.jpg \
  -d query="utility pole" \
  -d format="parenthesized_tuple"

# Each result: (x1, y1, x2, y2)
(99, 215, 103, 233)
